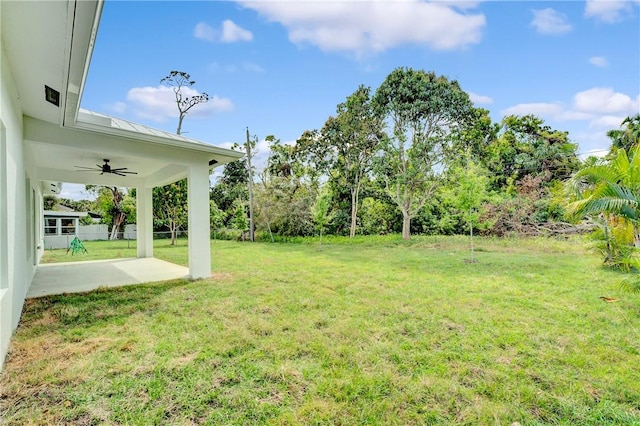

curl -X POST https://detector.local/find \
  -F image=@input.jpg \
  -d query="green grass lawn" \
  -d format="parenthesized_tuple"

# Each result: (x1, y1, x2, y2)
(2, 236, 640, 425)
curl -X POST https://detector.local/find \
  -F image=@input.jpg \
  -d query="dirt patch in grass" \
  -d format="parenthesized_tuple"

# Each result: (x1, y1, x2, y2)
(210, 272, 233, 280)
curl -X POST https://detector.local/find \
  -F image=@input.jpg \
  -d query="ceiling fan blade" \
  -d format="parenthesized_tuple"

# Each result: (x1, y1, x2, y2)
(75, 161, 138, 176)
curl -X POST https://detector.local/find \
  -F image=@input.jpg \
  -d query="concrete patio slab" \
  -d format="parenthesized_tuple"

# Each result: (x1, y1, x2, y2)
(28, 258, 191, 298)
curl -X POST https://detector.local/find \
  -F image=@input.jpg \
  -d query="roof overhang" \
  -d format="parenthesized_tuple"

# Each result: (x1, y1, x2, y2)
(1, 0, 101, 126)
(44, 210, 88, 218)
(25, 115, 242, 188)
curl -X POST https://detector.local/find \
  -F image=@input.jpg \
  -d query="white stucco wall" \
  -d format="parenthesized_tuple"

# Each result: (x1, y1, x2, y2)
(0, 37, 41, 369)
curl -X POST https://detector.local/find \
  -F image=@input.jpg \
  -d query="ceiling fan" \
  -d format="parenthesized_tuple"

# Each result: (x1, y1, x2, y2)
(75, 159, 138, 177)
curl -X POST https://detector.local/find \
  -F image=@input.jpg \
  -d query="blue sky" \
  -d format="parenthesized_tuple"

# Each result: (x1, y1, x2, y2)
(63, 0, 639, 199)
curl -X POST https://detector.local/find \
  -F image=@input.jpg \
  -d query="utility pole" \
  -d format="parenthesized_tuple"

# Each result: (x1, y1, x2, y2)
(245, 127, 255, 242)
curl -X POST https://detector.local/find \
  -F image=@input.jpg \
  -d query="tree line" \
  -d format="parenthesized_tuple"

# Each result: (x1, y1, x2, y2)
(212, 67, 586, 242)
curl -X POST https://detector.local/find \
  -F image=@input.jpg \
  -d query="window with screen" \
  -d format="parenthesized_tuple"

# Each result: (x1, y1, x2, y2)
(44, 218, 58, 235)
(60, 218, 75, 235)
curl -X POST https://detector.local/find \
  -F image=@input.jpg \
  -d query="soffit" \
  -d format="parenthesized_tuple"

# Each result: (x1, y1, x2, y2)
(0, 0, 96, 125)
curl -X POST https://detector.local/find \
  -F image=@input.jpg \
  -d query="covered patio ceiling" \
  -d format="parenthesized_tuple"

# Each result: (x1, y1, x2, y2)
(26, 110, 241, 189)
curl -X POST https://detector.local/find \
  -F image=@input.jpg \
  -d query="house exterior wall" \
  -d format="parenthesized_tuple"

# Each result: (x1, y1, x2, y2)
(0, 38, 43, 369)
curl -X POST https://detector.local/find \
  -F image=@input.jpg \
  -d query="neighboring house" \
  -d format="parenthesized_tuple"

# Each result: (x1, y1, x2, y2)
(43, 210, 109, 248)
(43, 210, 87, 249)
(0, 1, 243, 368)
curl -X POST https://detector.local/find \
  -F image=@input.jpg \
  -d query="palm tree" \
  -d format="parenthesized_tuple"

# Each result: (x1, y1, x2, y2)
(567, 145, 640, 291)
(607, 114, 640, 151)
(568, 145, 640, 246)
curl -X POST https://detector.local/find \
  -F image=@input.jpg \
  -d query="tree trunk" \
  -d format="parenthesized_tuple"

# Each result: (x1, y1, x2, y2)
(110, 212, 125, 240)
(402, 210, 411, 240)
(469, 209, 475, 263)
(176, 113, 185, 135)
(266, 220, 274, 243)
(602, 215, 613, 263)
(170, 220, 177, 245)
(349, 188, 358, 238)
(246, 128, 255, 242)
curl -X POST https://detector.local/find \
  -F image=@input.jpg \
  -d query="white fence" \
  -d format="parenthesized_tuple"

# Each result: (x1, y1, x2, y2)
(44, 224, 109, 249)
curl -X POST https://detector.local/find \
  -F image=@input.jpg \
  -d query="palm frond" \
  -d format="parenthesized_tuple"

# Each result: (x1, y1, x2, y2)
(629, 144, 640, 183)
(572, 165, 620, 186)
(619, 274, 640, 293)
(574, 198, 637, 220)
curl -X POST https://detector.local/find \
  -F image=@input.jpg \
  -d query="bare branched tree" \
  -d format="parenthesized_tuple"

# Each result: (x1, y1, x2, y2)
(160, 70, 210, 135)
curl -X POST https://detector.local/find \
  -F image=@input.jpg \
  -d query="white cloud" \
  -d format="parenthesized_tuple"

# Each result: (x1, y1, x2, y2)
(500, 88, 639, 154)
(243, 62, 265, 73)
(221, 19, 253, 42)
(501, 88, 639, 126)
(208, 62, 238, 73)
(59, 183, 96, 201)
(557, 110, 594, 121)
(125, 85, 234, 123)
(194, 20, 253, 43)
(437, 1, 484, 10)
(501, 102, 564, 117)
(589, 56, 608, 67)
(107, 101, 127, 115)
(194, 22, 217, 42)
(208, 61, 265, 74)
(531, 8, 572, 34)
(589, 115, 628, 129)
(584, 0, 639, 23)
(468, 91, 493, 105)
(573, 87, 639, 115)
(236, 1, 485, 55)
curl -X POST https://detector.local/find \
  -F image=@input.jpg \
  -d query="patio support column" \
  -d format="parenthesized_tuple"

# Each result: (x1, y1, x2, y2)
(187, 163, 211, 279)
(136, 186, 153, 258)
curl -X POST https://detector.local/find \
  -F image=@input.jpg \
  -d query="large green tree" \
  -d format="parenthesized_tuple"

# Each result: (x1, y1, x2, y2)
(607, 114, 640, 151)
(373, 67, 474, 240)
(210, 153, 249, 229)
(153, 179, 188, 245)
(87, 185, 134, 240)
(254, 136, 316, 237)
(488, 114, 579, 190)
(446, 107, 499, 168)
(298, 85, 383, 238)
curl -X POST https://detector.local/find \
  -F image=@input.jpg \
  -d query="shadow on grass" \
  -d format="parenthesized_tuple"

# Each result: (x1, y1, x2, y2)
(19, 279, 190, 336)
